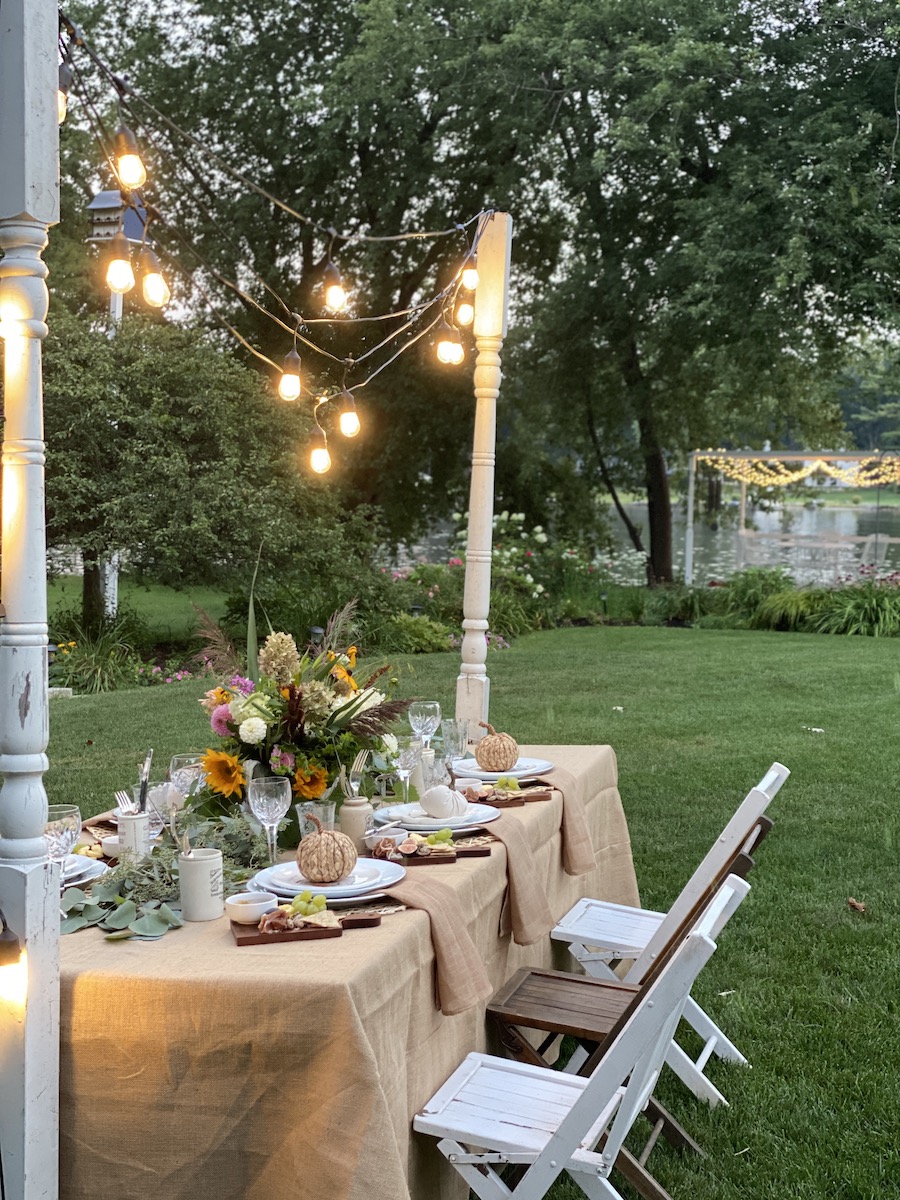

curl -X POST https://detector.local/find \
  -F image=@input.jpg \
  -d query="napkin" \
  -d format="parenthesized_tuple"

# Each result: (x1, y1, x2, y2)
(488, 814, 554, 946)
(384, 876, 492, 1016)
(534, 767, 596, 876)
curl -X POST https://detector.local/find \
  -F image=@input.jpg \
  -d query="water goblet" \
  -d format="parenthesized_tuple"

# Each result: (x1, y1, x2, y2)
(248, 777, 292, 865)
(392, 736, 422, 805)
(44, 804, 82, 863)
(409, 701, 441, 751)
(439, 717, 468, 765)
(168, 753, 205, 801)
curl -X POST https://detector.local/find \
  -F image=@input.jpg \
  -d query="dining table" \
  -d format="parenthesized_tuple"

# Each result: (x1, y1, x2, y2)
(58, 744, 639, 1200)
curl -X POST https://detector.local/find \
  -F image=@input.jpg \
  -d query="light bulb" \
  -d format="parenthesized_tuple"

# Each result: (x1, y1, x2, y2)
(58, 63, 72, 125)
(461, 254, 479, 291)
(0, 950, 27, 1009)
(140, 249, 170, 308)
(435, 319, 464, 365)
(338, 390, 361, 438)
(115, 125, 147, 190)
(323, 262, 347, 311)
(310, 429, 331, 473)
(456, 300, 474, 326)
(106, 231, 135, 294)
(278, 348, 302, 401)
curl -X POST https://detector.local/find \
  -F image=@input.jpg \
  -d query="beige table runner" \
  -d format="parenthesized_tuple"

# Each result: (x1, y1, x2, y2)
(488, 813, 554, 945)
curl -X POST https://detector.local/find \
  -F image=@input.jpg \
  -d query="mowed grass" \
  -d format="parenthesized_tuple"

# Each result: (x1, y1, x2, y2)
(48, 576, 228, 641)
(46, 626, 900, 1199)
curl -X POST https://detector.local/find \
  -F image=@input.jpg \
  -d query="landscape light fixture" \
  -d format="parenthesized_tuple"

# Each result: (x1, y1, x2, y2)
(278, 348, 302, 401)
(114, 124, 147, 190)
(57, 62, 73, 125)
(106, 230, 135, 294)
(337, 390, 361, 438)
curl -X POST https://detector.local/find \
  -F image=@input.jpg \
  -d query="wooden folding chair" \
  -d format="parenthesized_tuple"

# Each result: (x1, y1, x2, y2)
(487, 876, 751, 1200)
(414, 928, 718, 1200)
(549, 761, 789, 1105)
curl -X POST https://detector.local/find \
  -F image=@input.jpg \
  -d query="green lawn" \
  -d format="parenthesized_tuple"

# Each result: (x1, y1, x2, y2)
(46, 626, 900, 1199)
(48, 576, 228, 641)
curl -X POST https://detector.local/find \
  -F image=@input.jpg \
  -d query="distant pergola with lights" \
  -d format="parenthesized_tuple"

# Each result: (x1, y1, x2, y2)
(684, 449, 900, 584)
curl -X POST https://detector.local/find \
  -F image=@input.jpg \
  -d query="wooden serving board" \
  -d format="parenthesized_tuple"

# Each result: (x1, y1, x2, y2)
(231, 912, 382, 946)
(363, 844, 492, 869)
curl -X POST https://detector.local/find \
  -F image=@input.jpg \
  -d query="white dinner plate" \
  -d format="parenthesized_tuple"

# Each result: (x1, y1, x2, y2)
(61, 858, 109, 889)
(246, 879, 390, 909)
(374, 801, 500, 834)
(450, 756, 556, 782)
(252, 858, 406, 899)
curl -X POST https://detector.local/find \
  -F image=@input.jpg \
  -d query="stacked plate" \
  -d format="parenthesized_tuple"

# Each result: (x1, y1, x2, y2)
(450, 756, 555, 782)
(61, 853, 109, 889)
(374, 801, 501, 835)
(249, 858, 406, 908)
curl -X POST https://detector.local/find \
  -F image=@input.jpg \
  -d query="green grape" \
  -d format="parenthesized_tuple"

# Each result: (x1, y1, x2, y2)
(313, 895, 327, 911)
(437, 828, 453, 842)
(300, 890, 313, 902)
(426, 833, 438, 845)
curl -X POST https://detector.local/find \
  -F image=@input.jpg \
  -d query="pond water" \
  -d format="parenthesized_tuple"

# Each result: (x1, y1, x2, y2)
(610, 501, 900, 584)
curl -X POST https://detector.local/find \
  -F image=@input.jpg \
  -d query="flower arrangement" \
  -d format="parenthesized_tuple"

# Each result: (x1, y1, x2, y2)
(196, 620, 409, 815)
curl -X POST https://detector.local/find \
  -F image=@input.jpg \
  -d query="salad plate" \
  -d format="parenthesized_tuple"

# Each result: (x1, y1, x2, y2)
(61, 857, 109, 888)
(374, 801, 500, 834)
(450, 756, 556, 782)
(246, 878, 390, 909)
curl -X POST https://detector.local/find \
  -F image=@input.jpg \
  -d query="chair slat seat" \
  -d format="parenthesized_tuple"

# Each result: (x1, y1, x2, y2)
(552, 898, 666, 958)
(490, 967, 637, 1040)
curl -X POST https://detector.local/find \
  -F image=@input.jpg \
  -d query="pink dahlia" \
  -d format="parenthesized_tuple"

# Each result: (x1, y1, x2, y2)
(211, 703, 234, 737)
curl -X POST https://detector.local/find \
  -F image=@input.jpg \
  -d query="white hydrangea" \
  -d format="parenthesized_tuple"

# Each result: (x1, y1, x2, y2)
(239, 717, 267, 744)
(535, 531, 549, 544)
(382, 733, 398, 755)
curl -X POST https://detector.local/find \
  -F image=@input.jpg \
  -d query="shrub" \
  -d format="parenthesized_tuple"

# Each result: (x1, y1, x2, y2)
(374, 613, 454, 654)
(646, 585, 720, 625)
(750, 588, 829, 632)
(723, 567, 797, 618)
(48, 625, 142, 693)
(810, 581, 900, 637)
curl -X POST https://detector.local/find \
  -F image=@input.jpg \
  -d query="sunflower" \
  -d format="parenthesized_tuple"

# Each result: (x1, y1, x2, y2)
(202, 749, 246, 799)
(293, 763, 328, 799)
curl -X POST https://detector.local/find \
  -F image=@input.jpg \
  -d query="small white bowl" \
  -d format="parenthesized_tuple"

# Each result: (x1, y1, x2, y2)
(225, 892, 279, 924)
(101, 834, 122, 858)
(454, 778, 484, 792)
(364, 827, 408, 851)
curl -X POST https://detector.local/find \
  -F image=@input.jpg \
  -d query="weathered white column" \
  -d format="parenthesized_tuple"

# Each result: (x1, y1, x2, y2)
(684, 452, 696, 586)
(456, 213, 513, 741)
(0, 1, 62, 1197)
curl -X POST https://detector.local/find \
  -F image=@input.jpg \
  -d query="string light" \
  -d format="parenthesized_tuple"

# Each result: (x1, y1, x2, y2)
(114, 124, 147, 190)
(435, 318, 464, 365)
(309, 427, 331, 474)
(323, 262, 347, 312)
(696, 451, 900, 489)
(337, 390, 361, 438)
(278, 348, 302, 401)
(106, 230, 135, 294)
(455, 299, 474, 326)
(139, 247, 170, 308)
(58, 62, 73, 124)
(461, 252, 479, 291)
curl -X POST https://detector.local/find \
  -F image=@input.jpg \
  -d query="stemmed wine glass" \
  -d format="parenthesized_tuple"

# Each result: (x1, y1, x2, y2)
(168, 753, 205, 801)
(44, 804, 82, 863)
(439, 718, 468, 768)
(247, 777, 292, 865)
(392, 736, 422, 805)
(408, 701, 441, 751)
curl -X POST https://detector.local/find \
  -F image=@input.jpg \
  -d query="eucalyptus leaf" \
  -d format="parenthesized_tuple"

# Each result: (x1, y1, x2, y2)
(103, 899, 138, 929)
(81, 903, 108, 925)
(104, 929, 135, 941)
(60, 888, 88, 913)
(128, 911, 172, 938)
(156, 903, 184, 928)
(90, 880, 123, 905)
(60, 914, 89, 934)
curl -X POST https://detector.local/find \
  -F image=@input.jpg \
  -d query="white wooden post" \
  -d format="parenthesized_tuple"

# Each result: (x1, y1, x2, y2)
(684, 452, 696, 586)
(0, 2, 62, 1197)
(456, 213, 512, 742)
(737, 480, 747, 570)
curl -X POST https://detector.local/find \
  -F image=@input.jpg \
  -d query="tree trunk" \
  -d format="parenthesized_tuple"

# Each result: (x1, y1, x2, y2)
(583, 395, 645, 554)
(639, 426, 674, 586)
(81, 550, 105, 632)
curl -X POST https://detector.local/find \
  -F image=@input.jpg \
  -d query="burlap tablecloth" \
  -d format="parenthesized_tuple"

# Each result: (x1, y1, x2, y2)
(58, 744, 638, 1200)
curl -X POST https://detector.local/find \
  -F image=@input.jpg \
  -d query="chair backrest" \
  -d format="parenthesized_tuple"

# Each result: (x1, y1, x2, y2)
(624, 762, 788, 982)
(514, 930, 717, 1196)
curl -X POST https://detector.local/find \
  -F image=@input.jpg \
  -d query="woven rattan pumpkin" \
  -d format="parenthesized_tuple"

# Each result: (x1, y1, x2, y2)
(296, 815, 358, 883)
(474, 722, 519, 772)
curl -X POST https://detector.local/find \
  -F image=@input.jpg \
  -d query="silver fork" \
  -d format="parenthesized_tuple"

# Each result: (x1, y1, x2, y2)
(347, 749, 370, 799)
(114, 788, 138, 815)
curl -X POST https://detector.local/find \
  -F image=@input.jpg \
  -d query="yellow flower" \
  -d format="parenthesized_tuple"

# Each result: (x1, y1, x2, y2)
(331, 663, 359, 694)
(199, 686, 231, 714)
(346, 645, 357, 668)
(202, 749, 245, 799)
(292, 764, 328, 799)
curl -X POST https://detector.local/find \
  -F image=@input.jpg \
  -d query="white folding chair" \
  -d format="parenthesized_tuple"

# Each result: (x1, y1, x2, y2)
(415, 929, 718, 1200)
(552, 761, 789, 1105)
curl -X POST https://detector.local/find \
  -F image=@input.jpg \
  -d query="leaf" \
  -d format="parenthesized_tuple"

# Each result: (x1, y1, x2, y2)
(156, 903, 184, 928)
(103, 899, 138, 929)
(90, 879, 123, 905)
(848, 897, 867, 914)
(60, 887, 88, 913)
(104, 929, 135, 941)
(246, 542, 263, 684)
(81, 903, 108, 925)
(60, 914, 90, 934)
(128, 911, 174, 938)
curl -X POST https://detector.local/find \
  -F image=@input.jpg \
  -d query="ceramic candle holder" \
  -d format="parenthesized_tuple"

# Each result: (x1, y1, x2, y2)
(178, 848, 225, 921)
